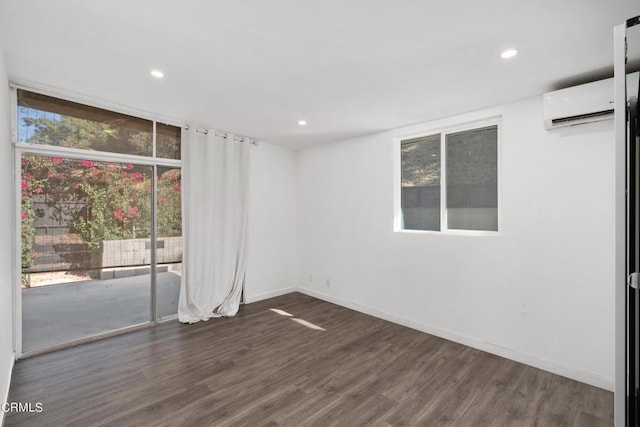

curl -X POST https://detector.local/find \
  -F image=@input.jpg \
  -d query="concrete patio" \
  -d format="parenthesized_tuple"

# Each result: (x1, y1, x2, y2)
(22, 271, 181, 352)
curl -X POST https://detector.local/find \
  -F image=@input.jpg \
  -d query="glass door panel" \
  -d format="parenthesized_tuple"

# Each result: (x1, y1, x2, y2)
(155, 166, 182, 319)
(21, 155, 153, 352)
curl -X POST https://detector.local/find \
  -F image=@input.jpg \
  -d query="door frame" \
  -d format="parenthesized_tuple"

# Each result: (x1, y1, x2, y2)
(10, 83, 183, 358)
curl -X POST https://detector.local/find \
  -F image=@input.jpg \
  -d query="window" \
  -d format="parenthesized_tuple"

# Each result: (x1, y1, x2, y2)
(17, 89, 180, 159)
(399, 122, 499, 233)
(15, 87, 183, 353)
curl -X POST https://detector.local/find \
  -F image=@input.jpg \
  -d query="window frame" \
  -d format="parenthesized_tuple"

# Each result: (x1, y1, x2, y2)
(10, 82, 185, 358)
(393, 117, 502, 236)
(12, 84, 183, 167)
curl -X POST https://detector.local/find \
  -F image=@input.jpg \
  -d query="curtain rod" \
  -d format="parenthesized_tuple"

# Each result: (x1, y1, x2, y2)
(183, 126, 258, 145)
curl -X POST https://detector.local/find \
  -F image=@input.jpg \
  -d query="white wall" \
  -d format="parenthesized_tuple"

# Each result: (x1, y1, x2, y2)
(245, 141, 297, 302)
(296, 95, 615, 390)
(0, 40, 15, 420)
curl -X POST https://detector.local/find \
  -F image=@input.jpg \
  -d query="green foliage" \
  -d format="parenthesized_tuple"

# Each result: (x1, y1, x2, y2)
(20, 157, 47, 271)
(20, 115, 181, 271)
(22, 115, 152, 156)
(401, 134, 441, 187)
(22, 116, 113, 149)
(71, 161, 154, 249)
(158, 168, 182, 236)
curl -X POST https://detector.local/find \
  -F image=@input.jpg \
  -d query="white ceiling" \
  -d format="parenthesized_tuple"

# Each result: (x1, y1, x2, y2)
(0, 1, 638, 149)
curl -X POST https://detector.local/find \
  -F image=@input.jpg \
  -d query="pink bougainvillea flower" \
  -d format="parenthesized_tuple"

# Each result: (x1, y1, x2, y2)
(159, 197, 167, 203)
(173, 183, 181, 191)
(21, 179, 29, 190)
(125, 164, 134, 170)
(131, 172, 143, 182)
(128, 206, 138, 215)
(34, 187, 43, 194)
(80, 160, 93, 167)
(51, 157, 63, 164)
(113, 209, 124, 219)
(21, 212, 27, 220)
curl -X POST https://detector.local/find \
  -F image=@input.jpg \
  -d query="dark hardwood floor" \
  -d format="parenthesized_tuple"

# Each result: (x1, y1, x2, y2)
(6, 292, 612, 426)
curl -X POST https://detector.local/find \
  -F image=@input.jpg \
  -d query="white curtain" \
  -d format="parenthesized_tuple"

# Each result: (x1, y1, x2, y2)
(178, 128, 250, 323)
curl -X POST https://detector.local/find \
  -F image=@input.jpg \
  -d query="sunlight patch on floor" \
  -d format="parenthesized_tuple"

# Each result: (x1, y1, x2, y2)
(269, 307, 326, 331)
(269, 308, 294, 317)
(291, 317, 326, 331)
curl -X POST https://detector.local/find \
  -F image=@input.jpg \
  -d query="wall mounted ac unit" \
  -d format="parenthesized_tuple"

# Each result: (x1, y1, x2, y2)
(543, 72, 639, 130)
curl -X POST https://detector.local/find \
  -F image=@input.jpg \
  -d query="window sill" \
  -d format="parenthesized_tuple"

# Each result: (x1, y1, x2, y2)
(395, 229, 502, 237)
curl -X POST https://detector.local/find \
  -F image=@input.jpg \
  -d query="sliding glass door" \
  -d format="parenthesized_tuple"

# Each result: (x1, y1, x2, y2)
(21, 156, 157, 351)
(16, 88, 182, 354)
(156, 166, 182, 319)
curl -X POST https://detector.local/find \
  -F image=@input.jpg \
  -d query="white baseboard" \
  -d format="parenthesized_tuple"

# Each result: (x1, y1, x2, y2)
(1, 352, 16, 427)
(296, 286, 613, 391)
(244, 287, 296, 304)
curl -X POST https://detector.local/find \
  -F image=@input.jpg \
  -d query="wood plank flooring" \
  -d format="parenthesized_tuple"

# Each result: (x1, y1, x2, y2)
(5, 292, 613, 426)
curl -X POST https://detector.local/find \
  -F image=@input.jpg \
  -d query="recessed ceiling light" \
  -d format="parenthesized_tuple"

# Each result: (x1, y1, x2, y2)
(500, 48, 519, 59)
(298, 120, 307, 126)
(150, 69, 165, 78)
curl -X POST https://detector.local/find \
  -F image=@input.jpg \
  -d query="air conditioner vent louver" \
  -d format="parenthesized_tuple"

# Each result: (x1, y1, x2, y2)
(550, 109, 614, 126)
